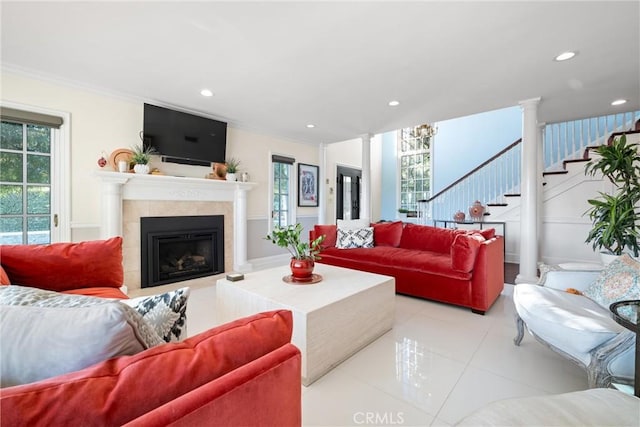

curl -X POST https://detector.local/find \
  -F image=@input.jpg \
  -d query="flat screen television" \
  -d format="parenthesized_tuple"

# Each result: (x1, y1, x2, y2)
(143, 103, 227, 167)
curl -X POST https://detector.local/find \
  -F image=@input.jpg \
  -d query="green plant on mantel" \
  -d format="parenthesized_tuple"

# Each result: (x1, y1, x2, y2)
(130, 144, 158, 165)
(225, 157, 240, 173)
(584, 134, 640, 256)
(265, 223, 325, 260)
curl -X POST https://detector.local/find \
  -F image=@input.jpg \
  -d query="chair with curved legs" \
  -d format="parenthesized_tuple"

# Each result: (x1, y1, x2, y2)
(512, 263, 636, 389)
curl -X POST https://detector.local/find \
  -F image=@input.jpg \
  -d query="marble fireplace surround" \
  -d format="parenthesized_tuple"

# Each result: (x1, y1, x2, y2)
(96, 171, 255, 291)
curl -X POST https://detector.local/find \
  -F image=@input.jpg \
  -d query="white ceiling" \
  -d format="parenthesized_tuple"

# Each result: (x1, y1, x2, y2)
(1, 1, 639, 145)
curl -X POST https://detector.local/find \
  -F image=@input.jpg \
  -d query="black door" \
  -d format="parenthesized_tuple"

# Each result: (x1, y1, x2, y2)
(336, 166, 362, 220)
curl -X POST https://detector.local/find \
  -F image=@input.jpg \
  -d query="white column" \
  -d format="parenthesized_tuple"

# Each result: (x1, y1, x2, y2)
(318, 143, 327, 224)
(234, 188, 252, 272)
(537, 122, 546, 258)
(100, 175, 130, 238)
(516, 97, 541, 284)
(361, 134, 372, 221)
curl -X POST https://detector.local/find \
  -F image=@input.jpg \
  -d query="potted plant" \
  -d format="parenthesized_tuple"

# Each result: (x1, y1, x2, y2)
(225, 157, 240, 181)
(584, 134, 640, 261)
(265, 223, 325, 280)
(131, 144, 158, 174)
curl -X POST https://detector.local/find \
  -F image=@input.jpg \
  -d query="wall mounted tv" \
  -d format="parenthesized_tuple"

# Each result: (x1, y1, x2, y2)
(143, 103, 227, 167)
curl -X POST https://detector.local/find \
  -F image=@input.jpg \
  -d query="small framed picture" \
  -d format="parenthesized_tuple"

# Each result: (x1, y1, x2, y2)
(298, 163, 319, 207)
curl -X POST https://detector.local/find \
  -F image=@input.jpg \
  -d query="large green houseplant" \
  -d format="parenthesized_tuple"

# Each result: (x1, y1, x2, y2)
(584, 134, 640, 257)
(265, 223, 325, 280)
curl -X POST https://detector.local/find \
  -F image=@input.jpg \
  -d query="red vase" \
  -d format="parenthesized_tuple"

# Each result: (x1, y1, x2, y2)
(290, 258, 314, 279)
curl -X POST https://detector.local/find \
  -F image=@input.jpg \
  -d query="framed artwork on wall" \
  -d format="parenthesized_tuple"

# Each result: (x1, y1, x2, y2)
(298, 163, 319, 207)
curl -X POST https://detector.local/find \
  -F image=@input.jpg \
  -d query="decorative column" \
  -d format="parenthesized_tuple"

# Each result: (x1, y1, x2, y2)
(234, 188, 252, 272)
(537, 122, 546, 257)
(361, 133, 372, 220)
(516, 97, 542, 284)
(99, 174, 130, 238)
(318, 143, 327, 224)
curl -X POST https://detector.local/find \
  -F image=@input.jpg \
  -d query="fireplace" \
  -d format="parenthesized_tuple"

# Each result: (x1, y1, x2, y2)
(141, 215, 224, 288)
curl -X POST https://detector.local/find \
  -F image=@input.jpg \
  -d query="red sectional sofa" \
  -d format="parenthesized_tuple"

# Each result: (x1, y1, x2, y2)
(0, 238, 302, 426)
(310, 222, 505, 314)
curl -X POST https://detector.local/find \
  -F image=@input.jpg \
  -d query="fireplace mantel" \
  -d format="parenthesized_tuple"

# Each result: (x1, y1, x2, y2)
(95, 171, 256, 272)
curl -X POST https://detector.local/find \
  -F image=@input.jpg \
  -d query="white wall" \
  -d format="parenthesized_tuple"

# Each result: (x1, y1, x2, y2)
(2, 72, 142, 234)
(433, 106, 522, 194)
(2, 71, 319, 256)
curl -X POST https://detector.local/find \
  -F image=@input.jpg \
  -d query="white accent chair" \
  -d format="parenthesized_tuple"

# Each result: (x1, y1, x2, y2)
(513, 263, 636, 389)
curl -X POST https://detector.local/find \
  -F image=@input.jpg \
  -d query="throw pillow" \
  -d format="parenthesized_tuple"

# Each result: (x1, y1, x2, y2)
(451, 233, 485, 272)
(0, 288, 165, 387)
(398, 223, 461, 253)
(337, 218, 371, 230)
(0, 237, 124, 292)
(0, 265, 11, 285)
(313, 224, 337, 248)
(583, 254, 640, 312)
(121, 287, 190, 342)
(371, 221, 403, 247)
(337, 227, 374, 249)
(478, 228, 496, 240)
(0, 285, 163, 348)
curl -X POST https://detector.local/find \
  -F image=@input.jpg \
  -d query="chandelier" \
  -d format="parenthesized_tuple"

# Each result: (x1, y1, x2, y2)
(414, 123, 438, 139)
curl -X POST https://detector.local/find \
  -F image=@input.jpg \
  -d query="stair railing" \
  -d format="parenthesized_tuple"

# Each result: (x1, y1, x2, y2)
(544, 111, 640, 170)
(423, 110, 640, 222)
(425, 139, 521, 221)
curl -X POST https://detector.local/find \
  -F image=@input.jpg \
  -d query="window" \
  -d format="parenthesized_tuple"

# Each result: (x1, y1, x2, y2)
(398, 126, 433, 212)
(0, 106, 64, 244)
(271, 154, 295, 230)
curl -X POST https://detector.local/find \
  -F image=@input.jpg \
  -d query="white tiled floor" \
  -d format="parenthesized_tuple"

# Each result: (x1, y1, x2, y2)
(183, 282, 589, 426)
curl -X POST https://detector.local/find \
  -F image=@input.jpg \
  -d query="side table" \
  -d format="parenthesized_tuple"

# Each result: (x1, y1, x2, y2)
(609, 300, 639, 397)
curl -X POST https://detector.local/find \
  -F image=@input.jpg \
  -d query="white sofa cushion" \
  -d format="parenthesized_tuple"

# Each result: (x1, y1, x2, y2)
(0, 285, 175, 387)
(513, 284, 624, 365)
(0, 303, 158, 387)
(336, 218, 370, 230)
(537, 263, 601, 292)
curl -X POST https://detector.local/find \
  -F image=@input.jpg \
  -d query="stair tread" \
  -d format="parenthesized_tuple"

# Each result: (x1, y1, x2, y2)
(563, 158, 589, 164)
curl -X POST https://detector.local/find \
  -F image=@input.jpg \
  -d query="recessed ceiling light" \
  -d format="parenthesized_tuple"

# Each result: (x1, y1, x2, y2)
(200, 89, 213, 97)
(611, 99, 627, 106)
(306, 124, 315, 129)
(554, 51, 577, 61)
(388, 100, 400, 107)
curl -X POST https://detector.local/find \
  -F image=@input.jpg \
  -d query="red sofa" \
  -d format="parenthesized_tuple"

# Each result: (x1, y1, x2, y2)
(310, 222, 505, 314)
(0, 239, 302, 426)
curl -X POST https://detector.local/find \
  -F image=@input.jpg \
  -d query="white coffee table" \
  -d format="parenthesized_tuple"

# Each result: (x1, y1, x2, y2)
(216, 263, 395, 386)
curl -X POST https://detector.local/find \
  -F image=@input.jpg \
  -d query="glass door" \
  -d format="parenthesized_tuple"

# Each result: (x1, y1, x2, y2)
(0, 121, 53, 244)
(336, 166, 361, 220)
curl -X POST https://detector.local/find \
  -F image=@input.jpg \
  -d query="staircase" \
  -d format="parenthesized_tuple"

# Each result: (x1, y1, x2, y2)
(423, 110, 640, 264)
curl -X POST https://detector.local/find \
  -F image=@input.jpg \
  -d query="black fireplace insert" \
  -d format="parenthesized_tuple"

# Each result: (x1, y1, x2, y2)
(140, 215, 224, 288)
